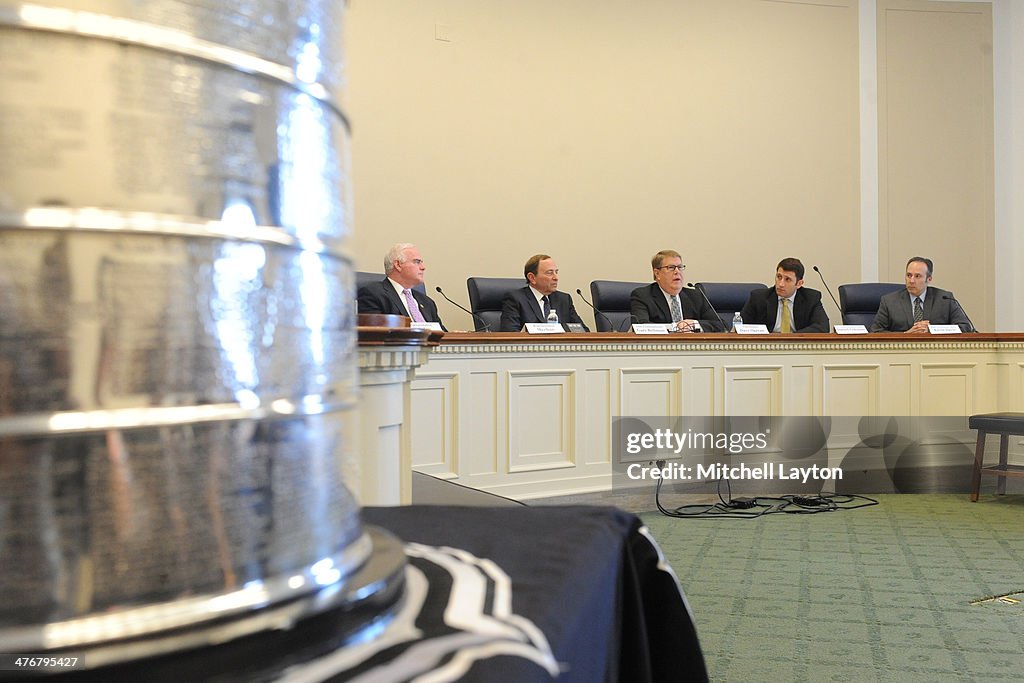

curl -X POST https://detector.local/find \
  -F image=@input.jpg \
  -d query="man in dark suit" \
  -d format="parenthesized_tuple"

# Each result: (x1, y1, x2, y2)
(357, 243, 447, 330)
(740, 257, 829, 333)
(870, 257, 972, 333)
(629, 250, 726, 332)
(499, 254, 589, 332)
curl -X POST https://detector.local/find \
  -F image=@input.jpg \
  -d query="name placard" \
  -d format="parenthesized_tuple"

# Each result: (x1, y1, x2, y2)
(928, 324, 963, 335)
(834, 324, 869, 335)
(733, 324, 770, 335)
(632, 324, 671, 335)
(411, 322, 443, 332)
(523, 323, 564, 334)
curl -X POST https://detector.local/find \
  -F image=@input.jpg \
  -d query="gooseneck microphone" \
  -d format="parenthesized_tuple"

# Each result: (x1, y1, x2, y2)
(941, 294, 976, 333)
(812, 265, 841, 313)
(575, 288, 619, 332)
(686, 282, 726, 332)
(435, 286, 491, 331)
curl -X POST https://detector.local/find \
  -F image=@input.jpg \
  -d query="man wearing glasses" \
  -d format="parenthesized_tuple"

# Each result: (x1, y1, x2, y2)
(630, 250, 725, 332)
(499, 254, 589, 332)
(357, 243, 447, 330)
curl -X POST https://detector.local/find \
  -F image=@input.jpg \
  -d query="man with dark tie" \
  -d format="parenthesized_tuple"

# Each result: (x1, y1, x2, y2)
(499, 254, 589, 332)
(629, 250, 726, 332)
(740, 257, 829, 333)
(870, 257, 972, 333)
(357, 243, 447, 330)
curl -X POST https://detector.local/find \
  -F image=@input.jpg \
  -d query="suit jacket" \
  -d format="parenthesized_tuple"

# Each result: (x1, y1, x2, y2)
(357, 278, 447, 331)
(870, 286, 972, 332)
(629, 283, 726, 332)
(740, 286, 829, 333)
(499, 287, 589, 332)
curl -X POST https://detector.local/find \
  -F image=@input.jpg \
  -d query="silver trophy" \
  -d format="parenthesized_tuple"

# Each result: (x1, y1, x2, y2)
(0, 0, 403, 668)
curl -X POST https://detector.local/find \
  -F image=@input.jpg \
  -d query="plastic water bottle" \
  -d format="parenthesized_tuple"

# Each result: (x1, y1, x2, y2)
(732, 311, 742, 332)
(547, 308, 559, 324)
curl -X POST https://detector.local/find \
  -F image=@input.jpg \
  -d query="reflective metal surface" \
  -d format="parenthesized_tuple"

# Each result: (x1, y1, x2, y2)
(0, 0, 398, 664)
(0, 2, 351, 242)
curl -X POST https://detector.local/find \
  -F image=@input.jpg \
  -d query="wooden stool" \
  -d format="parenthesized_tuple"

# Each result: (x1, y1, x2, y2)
(969, 413, 1024, 501)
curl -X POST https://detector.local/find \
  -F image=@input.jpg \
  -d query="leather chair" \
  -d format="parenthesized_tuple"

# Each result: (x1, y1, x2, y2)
(590, 280, 648, 332)
(838, 283, 904, 326)
(356, 271, 382, 292)
(466, 277, 522, 331)
(695, 282, 766, 330)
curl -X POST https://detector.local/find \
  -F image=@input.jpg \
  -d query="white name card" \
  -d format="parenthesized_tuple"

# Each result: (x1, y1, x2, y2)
(733, 324, 770, 335)
(834, 324, 869, 335)
(632, 324, 671, 335)
(928, 324, 962, 334)
(411, 322, 443, 332)
(523, 323, 564, 334)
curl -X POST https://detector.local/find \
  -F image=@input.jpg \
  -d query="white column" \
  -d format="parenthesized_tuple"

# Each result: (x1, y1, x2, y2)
(355, 344, 431, 505)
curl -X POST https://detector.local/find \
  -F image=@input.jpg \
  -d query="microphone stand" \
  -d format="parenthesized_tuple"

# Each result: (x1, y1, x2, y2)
(942, 294, 976, 333)
(686, 283, 727, 332)
(575, 288, 616, 332)
(812, 265, 841, 322)
(435, 286, 491, 331)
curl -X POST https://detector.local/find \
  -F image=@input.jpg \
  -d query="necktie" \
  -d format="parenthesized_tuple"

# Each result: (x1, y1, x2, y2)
(542, 295, 552, 320)
(403, 289, 425, 322)
(913, 297, 923, 322)
(780, 298, 791, 334)
(670, 295, 683, 323)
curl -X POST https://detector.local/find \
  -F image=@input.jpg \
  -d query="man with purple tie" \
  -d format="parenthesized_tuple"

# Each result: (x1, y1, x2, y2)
(357, 243, 447, 330)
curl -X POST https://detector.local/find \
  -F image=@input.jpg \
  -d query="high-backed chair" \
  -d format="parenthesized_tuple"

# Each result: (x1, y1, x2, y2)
(356, 271, 382, 292)
(590, 280, 647, 332)
(695, 282, 766, 330)
(466, 277, 522, 331)
(838, 283, 904, 326)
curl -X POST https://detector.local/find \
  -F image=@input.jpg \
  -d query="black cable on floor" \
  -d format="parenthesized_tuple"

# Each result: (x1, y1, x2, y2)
(655, 477, 878, 519)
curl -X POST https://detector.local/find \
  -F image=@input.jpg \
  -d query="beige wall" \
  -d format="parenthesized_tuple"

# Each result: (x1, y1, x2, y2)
(345, 0, 861, 330)
(877, 0, 994, 330)
(993, 0, 1024, 332)
(345, 0, 1016, 332)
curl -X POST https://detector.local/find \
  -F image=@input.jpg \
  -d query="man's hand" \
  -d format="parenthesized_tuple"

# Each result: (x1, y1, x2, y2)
(905, 320, 930, 334)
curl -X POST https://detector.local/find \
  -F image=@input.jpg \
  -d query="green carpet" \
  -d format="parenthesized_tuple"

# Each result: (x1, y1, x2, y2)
(640, 494, 1024, 682)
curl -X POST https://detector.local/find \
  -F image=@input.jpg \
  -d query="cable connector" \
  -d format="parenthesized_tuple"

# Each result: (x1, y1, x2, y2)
(728, 497, 756, 509)
(793, 496, 824, 506)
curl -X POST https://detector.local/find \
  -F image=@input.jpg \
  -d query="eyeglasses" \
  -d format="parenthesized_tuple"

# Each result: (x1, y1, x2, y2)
(656, 264, 685, 272)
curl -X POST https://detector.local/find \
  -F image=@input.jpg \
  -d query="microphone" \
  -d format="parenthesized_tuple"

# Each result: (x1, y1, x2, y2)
(941, 294, 976, 332)
(686, 282, 726, 332)
(435, 286, 491, 331)
(575, 288, 616, 332)
(812, 265, 841, 313)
